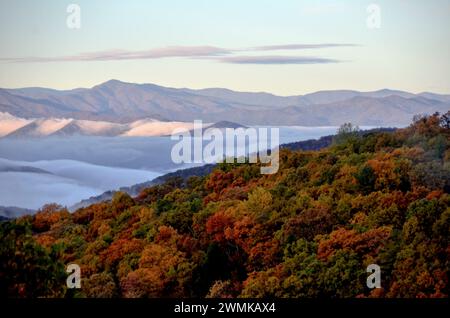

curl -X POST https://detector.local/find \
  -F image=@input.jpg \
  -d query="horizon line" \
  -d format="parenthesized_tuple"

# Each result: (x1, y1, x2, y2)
(2, 79, 450, 97)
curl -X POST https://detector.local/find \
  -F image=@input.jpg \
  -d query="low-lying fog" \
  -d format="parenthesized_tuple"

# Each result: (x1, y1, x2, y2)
(0, 126, 375, 212)
(0, 158, 161, 209)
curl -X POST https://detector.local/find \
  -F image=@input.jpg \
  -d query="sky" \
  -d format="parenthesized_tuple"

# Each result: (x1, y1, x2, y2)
(0, 0, 449, 95)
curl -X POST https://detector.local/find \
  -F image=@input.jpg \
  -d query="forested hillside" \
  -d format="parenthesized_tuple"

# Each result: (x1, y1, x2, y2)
(1, 112, 449, 298)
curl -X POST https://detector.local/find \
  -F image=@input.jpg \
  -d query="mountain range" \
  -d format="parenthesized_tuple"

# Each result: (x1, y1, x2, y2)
(0, 112, 200, 138)
(1, 80, 449, 126)
(0, 112, 251, 138)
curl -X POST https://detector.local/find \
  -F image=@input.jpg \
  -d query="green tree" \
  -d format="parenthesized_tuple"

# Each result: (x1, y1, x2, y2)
(0, 220, 67, 297)
(355, 165, 376, 194)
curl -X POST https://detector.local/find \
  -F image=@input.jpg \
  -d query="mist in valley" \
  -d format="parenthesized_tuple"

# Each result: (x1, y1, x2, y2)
(0, 126, 365, 213)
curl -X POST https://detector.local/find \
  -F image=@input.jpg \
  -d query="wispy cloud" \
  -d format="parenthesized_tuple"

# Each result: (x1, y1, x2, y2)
(218, 56, 340, 65)
(0, 43, 353, 64)
(251, 43, 357, 51)
(0, 46, 230, 63)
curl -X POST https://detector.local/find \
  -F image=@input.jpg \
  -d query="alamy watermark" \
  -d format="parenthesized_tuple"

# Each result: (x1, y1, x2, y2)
(170, 120, 279, 174)
(366, 3, 381, 29)
(366, 264, 381, 289)
(66, 4, 81, 29)
(66, 263, 81, 289)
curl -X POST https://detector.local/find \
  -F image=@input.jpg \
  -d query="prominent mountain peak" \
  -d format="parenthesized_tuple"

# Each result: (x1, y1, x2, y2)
(93, 79, 133, 90)
(101, 79, 127, 85)
(373, 88, 399, 94)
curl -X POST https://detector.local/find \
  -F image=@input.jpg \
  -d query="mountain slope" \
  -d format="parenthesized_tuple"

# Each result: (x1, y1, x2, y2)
(286, 95, 449, 126)
(0, 113, 212, 138)
(0, 112, 33, 137)
(1, 80, 449, 126)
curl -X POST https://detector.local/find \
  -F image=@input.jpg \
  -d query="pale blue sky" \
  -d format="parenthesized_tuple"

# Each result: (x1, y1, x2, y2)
(0, 0, 449, 95)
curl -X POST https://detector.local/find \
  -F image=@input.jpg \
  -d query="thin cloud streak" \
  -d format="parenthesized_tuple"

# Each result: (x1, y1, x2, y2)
(218, 56, 341, 65)
(251, 43, 358, 51)
(0, 46, 230, 63)
(0, 43, 354, 64)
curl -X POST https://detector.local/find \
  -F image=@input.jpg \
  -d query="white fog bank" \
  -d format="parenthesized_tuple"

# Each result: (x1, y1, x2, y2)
(0, 158, 161, 209)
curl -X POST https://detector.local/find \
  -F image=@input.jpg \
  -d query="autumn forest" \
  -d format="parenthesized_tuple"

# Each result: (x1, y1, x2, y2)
(1, 112, 449, 298)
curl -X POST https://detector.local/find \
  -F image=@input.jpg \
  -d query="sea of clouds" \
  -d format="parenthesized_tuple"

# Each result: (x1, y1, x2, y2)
(0, 126, 368, 211)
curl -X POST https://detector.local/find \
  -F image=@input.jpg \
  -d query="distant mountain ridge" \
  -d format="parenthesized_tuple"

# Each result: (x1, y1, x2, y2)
(0, 206, 35, 219)
(1, 80, 449, 126)
(0, 113, 203, 138)
(0, 112, 251, 138)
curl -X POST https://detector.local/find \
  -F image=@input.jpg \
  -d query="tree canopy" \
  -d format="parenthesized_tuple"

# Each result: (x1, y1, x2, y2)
(1, 112, 449, 298)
